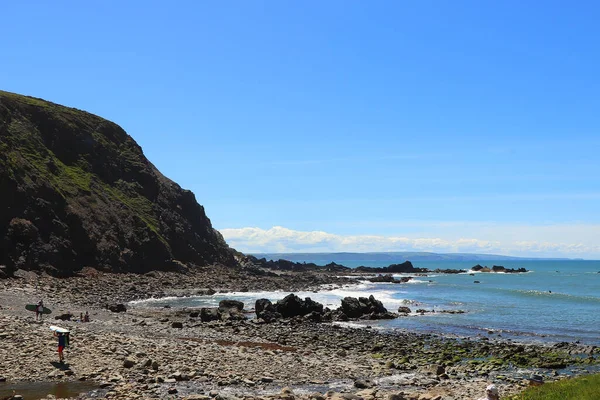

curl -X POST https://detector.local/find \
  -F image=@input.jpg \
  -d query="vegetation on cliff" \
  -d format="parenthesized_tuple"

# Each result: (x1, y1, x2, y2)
(0, 90, 236, 276)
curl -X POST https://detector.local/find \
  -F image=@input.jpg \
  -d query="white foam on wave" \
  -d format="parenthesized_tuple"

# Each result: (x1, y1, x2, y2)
(129, 296, 182, 305)
(405, 279, 431, 284)
(130, 280, 412, 311)
(332, 321, 386, 331)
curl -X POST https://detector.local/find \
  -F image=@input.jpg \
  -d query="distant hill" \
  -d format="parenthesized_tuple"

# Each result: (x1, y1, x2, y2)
(251, 251, 576, 263)
(0, 90, 236, 276)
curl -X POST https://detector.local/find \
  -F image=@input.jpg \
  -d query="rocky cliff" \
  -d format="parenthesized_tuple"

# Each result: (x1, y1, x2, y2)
(0, 90, 236, 276)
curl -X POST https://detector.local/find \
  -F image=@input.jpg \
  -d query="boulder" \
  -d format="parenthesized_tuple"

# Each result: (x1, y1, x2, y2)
(218, 299, 246, 321)
(340, 295, 392, 319)
(276, 294, 306, 318)
(108, 304, 126, 313)
(368, 274, 397, 283)
(340, 297, 363, 318)
(397, 306, 411, 314)
(123, 358, 136, 368)
(200, 307, 220, 322)
(275, 294, 323, 318)
(255, 299, 282, 323)
(55, 312, 73, 321)
(218, 299, 244, 312)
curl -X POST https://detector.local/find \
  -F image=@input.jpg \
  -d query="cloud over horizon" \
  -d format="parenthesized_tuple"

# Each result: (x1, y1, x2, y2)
(219, 225, 600, 259)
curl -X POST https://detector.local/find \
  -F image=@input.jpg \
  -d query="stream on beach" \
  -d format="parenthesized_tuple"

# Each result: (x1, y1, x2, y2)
(0, 381, 103, 399)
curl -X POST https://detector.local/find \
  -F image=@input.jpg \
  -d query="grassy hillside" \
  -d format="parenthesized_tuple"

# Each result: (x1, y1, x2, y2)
(0, 90, 235, 275)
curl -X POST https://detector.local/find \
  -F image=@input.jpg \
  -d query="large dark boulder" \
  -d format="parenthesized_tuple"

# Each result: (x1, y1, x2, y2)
(341, 297, 363, 318)
(255, 298, 282, 322)
(340, 295, 394, 320)
(108, 303, 126, 313)
(275, 294, 324, 318)
(0, 90, 237, 276)
(218, 300, 244, 312)
(218, 299, 245, 321)
(200, 307, 220, 322)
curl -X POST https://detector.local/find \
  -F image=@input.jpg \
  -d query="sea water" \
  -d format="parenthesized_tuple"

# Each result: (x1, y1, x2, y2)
(132, 259, 600, 345)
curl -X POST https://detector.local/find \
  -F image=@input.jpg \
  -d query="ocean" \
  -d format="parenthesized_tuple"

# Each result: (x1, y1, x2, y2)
(133, 259, 600, 346)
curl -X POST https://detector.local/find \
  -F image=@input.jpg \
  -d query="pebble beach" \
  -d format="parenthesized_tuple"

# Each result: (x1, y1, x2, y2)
(1, 267, 598, 400)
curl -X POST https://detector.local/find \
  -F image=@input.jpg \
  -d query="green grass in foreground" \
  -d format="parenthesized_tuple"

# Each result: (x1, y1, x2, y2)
(507, 373, 600, 400)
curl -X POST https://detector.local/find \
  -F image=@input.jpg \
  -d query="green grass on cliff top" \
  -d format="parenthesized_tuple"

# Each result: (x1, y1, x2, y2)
(507, 373, 600, 400)
(0, 90, 167, 245)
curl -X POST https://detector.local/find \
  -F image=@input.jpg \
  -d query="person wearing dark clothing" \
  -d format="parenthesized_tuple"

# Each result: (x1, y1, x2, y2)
(54, 331, 68, 363)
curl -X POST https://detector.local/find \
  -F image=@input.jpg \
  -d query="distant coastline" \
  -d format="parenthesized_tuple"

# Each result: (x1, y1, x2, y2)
(251, 251, 586, 262)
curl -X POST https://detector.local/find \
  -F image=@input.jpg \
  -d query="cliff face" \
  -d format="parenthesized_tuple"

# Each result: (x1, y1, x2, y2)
(0, 90, 236, 276)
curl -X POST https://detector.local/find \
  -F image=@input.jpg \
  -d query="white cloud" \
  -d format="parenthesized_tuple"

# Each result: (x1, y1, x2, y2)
(219, 225, 600, 259)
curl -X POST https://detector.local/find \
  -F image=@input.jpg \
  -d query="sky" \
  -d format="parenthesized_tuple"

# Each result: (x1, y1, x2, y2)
(1, 1, 599, 258)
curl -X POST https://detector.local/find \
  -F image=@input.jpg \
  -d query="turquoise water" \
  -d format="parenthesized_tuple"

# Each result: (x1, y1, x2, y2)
(133, 259, 600, 345)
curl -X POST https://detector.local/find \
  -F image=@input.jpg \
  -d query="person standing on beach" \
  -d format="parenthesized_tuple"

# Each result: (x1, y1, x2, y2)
(477, 384, 500, 400)
(35, 300, 44, 321)
(54, 331, 68, 363)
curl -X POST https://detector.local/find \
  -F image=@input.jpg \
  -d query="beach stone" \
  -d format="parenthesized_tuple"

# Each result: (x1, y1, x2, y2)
(354, 379, 374, 388)
(215, 394, 242, 400)
(388, 394, 407, 400)
(55, 312, 73, 321)
(171, 321, 183, 328)
(200, 307, 220, 322)
(123, 357, 136, 368)
(108, 303, 127, 313)
(423, 364, 445, 376)
(218, 299, 244, 312)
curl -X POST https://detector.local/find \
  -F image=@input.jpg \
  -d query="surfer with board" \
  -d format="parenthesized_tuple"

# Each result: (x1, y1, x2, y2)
(35, 300, 44, 321)
(51, 326, 70, 363)
(25, 302, 51, 320)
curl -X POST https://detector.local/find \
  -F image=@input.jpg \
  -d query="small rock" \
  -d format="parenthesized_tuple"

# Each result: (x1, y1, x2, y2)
(123, 358, 136, 368)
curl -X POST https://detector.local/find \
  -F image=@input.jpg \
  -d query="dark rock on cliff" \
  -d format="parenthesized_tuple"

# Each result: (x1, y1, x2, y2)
(0, 90, 236, 276)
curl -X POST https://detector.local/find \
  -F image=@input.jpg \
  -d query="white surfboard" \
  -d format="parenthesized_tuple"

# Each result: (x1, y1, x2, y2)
(49, 325, 70, 333)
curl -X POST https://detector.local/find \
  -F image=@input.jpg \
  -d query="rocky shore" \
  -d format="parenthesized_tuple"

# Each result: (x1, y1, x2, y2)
(0, 268, 597, 400)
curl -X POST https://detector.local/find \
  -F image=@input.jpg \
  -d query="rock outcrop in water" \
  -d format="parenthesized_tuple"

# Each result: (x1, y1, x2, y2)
(0, 90, 236, 276)
(471, 264, 527, 273)
(354, 261, 427, 273)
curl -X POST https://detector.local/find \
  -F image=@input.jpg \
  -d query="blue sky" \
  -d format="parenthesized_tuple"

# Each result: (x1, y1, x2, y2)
(2, 1, 599, 258)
